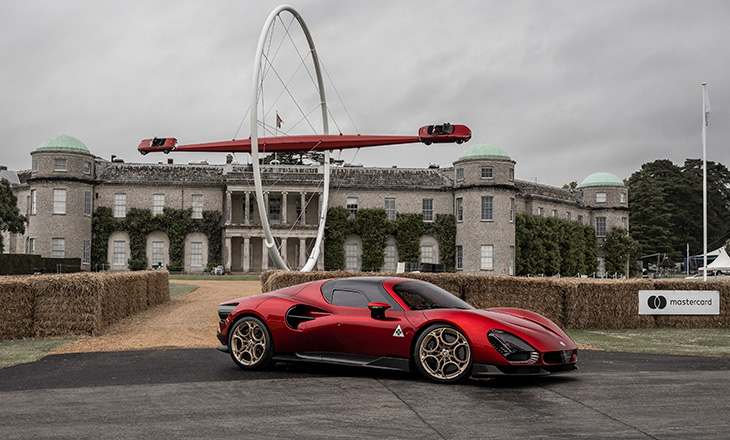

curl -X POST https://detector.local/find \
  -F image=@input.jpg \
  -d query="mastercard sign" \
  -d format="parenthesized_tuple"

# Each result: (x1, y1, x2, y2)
(638, 290, 720, 315)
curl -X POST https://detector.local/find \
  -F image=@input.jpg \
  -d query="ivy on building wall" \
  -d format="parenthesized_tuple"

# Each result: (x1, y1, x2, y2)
(91, 206, 222, 271)
(515, 214, 597, 276)
(324, 207, 456, 272)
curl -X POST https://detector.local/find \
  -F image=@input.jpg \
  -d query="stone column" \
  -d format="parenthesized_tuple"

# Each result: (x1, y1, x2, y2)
(317, 238, 324, 270)
(225, 191, 232, 224)
(243, 237, 250, 273)
(244, 192, 250, 225)
(280, 237, 288, 267)
(299, 238, 306, 270)
(224, 237, 232, 272)
(261, 238, 269, 272)
(281, 191, 288, 225)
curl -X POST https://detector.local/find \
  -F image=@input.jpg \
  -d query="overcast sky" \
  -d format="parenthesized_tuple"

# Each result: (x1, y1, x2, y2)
(2, 0, 728, 187)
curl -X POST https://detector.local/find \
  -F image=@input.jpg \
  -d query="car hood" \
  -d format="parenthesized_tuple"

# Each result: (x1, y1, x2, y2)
(422, 308, 576, 352)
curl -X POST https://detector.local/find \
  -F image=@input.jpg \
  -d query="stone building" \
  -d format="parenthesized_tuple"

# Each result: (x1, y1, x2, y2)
(2, 135, 629, 275)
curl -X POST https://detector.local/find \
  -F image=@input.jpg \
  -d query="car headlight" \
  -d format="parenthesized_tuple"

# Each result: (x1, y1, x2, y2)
(488, 330, 539, 364)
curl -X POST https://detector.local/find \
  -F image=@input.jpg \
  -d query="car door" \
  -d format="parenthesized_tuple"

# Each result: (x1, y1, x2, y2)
(303, 288, 414, 359)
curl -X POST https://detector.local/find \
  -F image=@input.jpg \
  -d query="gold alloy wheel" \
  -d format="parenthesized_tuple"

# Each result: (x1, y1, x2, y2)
(418, 327, 471, 381)
(231, 320, 267, 366)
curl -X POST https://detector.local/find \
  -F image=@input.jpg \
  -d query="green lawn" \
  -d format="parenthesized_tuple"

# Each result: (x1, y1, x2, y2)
(567, 328, 730, 357)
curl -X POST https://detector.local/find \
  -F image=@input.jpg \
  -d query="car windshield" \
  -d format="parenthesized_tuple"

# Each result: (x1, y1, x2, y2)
(391, 281, 473, 311)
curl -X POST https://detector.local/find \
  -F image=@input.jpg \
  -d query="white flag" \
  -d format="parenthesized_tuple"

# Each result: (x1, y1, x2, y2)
(705, 87, 711, 125)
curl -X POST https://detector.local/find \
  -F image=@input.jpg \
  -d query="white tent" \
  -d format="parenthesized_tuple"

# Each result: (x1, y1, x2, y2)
(701, 247, 730, 271)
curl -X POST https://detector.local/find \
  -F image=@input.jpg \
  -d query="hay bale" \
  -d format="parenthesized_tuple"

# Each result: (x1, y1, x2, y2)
(463, 275, 567, 326)
(564, 279, 655, 329)
(31, 273, 104, 337)
(146, 270, 169, 306)
(0, 277, 35, 339)
(652, 280, 730, 328)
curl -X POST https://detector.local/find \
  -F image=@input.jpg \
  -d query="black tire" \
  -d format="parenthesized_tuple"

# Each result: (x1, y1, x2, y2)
(162, 149, 170, 154)
(413, 323, 472, 383)
(228, 316, 274, 370)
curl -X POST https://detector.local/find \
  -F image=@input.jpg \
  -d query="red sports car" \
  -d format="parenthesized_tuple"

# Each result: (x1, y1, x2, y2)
(137, 137, 178, 155)
(418, 123, 471, 145)
(217, 277, 577, 383)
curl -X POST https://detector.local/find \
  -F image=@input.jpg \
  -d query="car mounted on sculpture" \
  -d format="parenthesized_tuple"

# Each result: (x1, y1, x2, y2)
(418, 123, 472, 145)
(137, 137, 178, 155)
(216, 277, 577, 383)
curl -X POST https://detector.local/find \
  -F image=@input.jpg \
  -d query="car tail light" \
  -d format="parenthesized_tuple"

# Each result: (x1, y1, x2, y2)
(488, 330, 539, 364)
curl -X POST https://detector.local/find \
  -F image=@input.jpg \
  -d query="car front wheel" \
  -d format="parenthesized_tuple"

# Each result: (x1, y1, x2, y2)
(228, 316, 274, 370)
(414, 324, 472, 383)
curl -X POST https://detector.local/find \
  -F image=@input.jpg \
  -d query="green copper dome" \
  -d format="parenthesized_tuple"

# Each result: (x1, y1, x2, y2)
(457, 143, 511, 161)
(36, 135, 90, 154)
(577, 172, 624, 188)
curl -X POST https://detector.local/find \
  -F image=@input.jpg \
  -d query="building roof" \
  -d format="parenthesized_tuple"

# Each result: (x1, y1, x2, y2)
(457, 143, 511, 161)
(36, 135, 90, 154)
(577, 172, 624, 188)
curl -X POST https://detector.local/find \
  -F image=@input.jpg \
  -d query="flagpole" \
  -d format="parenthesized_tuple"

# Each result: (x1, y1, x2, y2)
(702, 82, 708, 281)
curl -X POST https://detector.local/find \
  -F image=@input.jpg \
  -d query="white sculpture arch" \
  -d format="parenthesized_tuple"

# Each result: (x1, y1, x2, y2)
(250, 5, 330, 271)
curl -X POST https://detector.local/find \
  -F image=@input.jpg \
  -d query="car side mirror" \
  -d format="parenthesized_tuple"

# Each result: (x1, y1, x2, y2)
(368, 302, 391, 320)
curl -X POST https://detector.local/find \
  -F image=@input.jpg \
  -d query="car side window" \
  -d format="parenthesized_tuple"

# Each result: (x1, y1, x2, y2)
(331, 290, 369, 309)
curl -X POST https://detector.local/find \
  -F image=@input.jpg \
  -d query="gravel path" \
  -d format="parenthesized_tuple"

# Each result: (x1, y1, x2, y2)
(49, 280, 261, 354)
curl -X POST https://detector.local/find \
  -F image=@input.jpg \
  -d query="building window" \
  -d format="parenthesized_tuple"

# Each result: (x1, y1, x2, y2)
(152, 241, 165, 266)
(53, 158, 67, 171)
(420, 245, 434, 264)
(385, 197, 396, 221)
(114, 193, 126, 218)
(268, 197, 280, 222)
(26, 237, 35, 254)
(30, 189, 37, 215)
(53, 189, 66, 214)
(509, 198, 514, 223)
(566, 211, 572, 221)
(620, 193, 626, 203)
(481, 196, 493, 221)
(622, 217, 628, 230)
(153, 194, 165, 216)
(192, 194, 203, 219)
(596, 192, 607, 203)
(538, 207, 544, 217)
(456, 168, 464, 181)
(455, 245, 463, 270)
(481, 167, 493, 179)
(84, 161, 91, 174)
(455, 197, 463, 222)
(596, 217, 607, 237)
(422, 198, 433, 222)
(52, 238, 65, 258)
(480, 244, 493, 270)
(32, 158, 38, 172)
(509, 168, 514, 181)
(552, 209, 558, 218)
(345, 243, 360, 271)
(346, 197, 358, 219)
(383, 244, 397, 272)
(578, 214, 583, 224)
(113, 240, 126, 265)
(190, 242, 203, 266)
(84, 191, 92, 216)
(82, 240, 90, 264)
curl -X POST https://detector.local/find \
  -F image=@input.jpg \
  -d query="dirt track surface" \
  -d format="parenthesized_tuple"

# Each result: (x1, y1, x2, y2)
(49, 280, 261, 355)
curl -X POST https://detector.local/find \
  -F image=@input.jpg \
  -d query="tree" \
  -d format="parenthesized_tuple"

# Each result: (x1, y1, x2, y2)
(0, 178, 26, 253)
(627, 158, 730, 260)
(602, 227, 641, 276)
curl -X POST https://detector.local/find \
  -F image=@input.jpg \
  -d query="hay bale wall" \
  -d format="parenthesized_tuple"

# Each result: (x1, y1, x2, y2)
(0, 271, 169, 339)
(262, 271, 730, 329)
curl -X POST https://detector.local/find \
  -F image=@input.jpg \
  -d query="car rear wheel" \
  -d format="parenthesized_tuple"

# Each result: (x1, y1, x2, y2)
(228, 316, 274, 370)
(414, 324, 472, 383)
